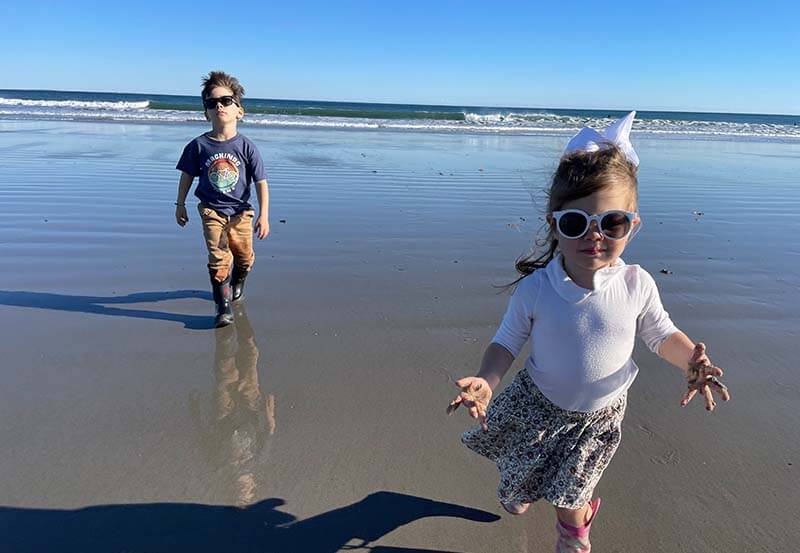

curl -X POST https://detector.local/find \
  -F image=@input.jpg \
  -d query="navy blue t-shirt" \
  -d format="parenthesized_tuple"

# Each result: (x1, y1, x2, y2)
(176, 133, 267, 216)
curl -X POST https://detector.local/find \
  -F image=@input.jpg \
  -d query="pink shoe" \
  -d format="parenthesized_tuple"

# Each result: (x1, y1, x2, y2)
(555, 497, 601, 553)
(501, 499, 530, 515)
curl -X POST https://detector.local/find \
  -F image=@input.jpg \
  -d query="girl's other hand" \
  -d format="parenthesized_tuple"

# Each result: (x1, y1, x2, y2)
(447, 377, 492, 430)
(681, 342, 731, 411)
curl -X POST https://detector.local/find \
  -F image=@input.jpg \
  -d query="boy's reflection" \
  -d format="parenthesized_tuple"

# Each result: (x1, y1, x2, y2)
(189, 302, 275, 507)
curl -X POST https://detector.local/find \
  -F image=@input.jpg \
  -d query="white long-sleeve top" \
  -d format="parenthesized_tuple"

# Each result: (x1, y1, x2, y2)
(492, 254, 678, 412)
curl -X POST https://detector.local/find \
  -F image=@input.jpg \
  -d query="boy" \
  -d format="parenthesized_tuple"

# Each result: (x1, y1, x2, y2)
(175, 71, 270, 328)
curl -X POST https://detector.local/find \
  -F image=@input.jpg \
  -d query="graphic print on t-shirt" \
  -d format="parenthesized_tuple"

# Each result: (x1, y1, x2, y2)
(205, 152, 241, 193)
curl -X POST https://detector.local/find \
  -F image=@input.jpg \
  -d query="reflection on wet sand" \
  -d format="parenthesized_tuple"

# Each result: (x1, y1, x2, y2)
(189, 302, 275, 507)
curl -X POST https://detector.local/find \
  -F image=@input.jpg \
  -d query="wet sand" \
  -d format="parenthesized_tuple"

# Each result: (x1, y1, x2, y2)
(1, 120, 799, 552)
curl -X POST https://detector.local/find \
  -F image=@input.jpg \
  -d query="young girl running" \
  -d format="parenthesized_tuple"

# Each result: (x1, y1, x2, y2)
(448, 112, 731, 552)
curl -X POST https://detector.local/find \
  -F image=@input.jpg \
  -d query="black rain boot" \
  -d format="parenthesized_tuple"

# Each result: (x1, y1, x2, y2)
(230, 265, 250, 302)
(210, 271, 234, 328)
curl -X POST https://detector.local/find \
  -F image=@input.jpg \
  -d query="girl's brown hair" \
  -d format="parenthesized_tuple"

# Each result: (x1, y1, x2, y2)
(513, 144, 638, 282)
(201, 71, 245, 107)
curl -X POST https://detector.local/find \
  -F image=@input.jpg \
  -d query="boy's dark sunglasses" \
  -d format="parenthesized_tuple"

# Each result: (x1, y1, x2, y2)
(203, 95, 238, 110)
(551, 209, 638, 241)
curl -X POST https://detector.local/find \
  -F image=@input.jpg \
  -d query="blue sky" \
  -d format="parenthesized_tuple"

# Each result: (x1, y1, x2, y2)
(1, 1, 798, 114)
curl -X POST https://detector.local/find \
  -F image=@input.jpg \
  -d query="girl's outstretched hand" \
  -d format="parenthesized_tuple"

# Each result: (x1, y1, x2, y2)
(681, 343, 731, 411)
(447, 377, 492, 430)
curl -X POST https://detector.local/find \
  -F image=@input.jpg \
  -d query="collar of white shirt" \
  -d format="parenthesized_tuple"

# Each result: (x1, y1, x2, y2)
(545, 253, 627, 303)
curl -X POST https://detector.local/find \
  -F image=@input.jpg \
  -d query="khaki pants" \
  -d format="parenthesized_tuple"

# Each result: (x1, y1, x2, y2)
(198, 203, 255, 281)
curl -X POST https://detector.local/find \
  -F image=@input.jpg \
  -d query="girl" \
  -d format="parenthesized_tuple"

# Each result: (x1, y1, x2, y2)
(447, 112, 731, 553)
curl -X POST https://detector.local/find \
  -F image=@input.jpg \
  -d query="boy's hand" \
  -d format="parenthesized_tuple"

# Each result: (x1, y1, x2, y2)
(680, 343, 731, 411)
(176, 205, 189, 226)
(447, 376, 492, 431)
(255, 214, 270, 240)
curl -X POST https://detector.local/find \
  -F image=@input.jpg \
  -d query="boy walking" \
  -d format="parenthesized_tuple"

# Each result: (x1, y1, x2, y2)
(175, 71, 270, 327)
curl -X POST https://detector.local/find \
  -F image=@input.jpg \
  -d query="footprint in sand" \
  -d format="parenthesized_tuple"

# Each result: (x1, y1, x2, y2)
(637, 424, 655, 439)
(650, 449, 681, 465)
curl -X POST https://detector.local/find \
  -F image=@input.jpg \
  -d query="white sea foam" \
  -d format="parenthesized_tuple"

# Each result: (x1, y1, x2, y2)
(464, 112, 564, 126)
(0, 98, 149, 110)
(1, 101, 798, 139)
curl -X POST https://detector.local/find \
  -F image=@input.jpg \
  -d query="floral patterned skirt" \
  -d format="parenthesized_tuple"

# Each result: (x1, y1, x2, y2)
(461, 369, 626, 509)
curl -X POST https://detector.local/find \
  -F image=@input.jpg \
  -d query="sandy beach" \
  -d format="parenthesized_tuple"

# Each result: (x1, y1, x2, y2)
(1, 120, 799, 552)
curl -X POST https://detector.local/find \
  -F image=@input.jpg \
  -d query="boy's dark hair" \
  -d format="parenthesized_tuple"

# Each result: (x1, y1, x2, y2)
(201, 71, 245, 106)
(513, 145, 639, 282)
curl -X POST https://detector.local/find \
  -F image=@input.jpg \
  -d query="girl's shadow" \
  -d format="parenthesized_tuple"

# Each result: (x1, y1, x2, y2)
(0, 289, 214, 330)
(0, 491, 500, 553)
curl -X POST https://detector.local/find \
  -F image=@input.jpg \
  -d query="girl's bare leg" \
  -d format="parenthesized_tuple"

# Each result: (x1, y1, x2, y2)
(554, 502, 593, 527)
(553, 501, 599, 551)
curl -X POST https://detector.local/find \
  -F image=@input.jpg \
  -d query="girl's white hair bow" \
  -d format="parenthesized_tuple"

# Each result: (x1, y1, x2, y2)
(563, 111, 639, 167)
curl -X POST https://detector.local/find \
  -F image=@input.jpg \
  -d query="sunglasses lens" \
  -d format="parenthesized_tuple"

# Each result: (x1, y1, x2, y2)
(204, 96, 236, 109)
(558, 212, 588, 238)
(600, 212, 631, 239)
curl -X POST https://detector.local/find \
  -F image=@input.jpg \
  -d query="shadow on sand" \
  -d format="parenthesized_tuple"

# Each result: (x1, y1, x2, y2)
(0, 289, 214, 330)
(0, 491, 500, 553)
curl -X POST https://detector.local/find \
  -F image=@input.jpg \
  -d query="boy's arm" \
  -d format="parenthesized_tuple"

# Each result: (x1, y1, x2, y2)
(254, 179, 270, 239)
(175, 172, 193, 226)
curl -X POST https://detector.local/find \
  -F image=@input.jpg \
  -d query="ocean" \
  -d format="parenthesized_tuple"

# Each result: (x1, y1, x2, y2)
(1, 89, 798, 139)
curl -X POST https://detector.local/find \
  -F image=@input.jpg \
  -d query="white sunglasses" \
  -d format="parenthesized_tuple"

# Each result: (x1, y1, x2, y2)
(551, 209, 639, 241)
